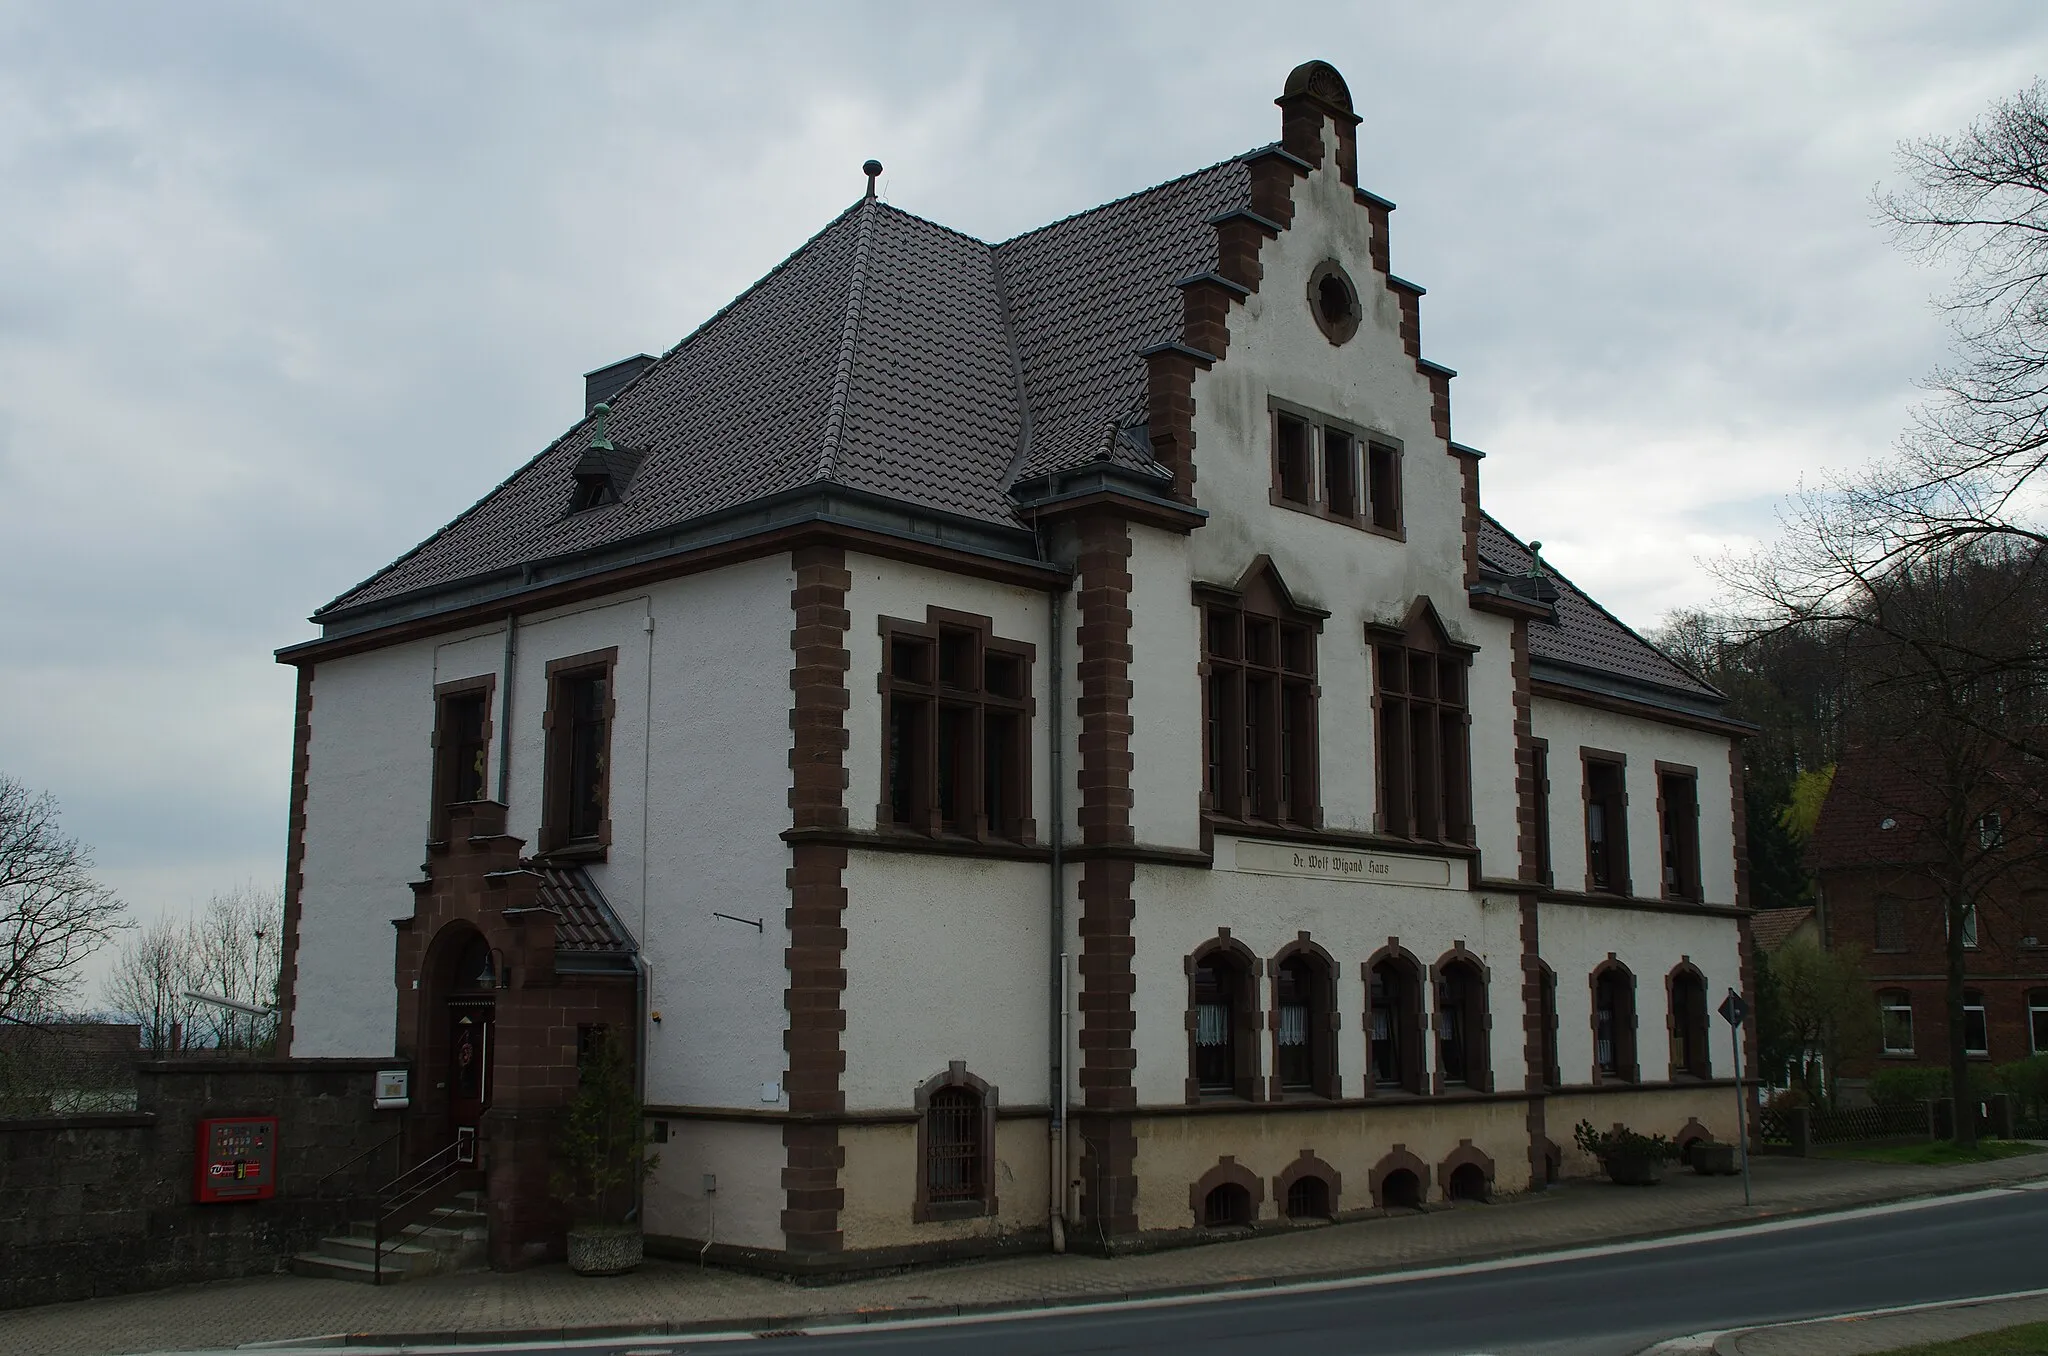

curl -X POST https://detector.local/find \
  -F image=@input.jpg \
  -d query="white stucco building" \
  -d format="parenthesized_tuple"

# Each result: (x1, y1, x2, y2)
(279, 60, 1755, 1271)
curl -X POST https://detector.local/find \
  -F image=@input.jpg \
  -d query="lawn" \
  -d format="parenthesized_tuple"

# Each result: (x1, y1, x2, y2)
(1870, 1321, 2048, 1354)
(1817, 1139, 2046, 1166)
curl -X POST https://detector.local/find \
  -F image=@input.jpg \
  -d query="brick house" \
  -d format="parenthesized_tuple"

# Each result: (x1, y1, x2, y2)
(277, 59, 1755, 1273)
(1808, 747, 2048, 1073)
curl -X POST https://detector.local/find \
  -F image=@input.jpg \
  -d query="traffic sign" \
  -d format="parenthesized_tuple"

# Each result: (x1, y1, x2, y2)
(1719, 990, 1748, 1027)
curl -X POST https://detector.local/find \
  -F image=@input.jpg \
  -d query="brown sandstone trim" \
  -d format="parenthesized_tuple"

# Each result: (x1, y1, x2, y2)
(1512, 626, 1539, 881)
(1520, 898, 1546, 1187)
(276, 666, 314, 1056)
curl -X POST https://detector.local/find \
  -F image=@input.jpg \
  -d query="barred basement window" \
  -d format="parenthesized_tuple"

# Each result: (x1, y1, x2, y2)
(1371, 604, 1472, 844)
(1201, 568, 1320, 826)
(1284, 1175, 1330, 1220)
(1203, 1182, 1251, 1228)
(913, 1064, 995, 1221)
(881, 612, 1033, 841)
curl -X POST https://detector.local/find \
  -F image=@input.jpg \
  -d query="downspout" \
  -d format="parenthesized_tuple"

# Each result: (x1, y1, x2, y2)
(1047, 584, 1067, 1254)
(495, 613, 517, 804)
(634, 605, 654, 1218)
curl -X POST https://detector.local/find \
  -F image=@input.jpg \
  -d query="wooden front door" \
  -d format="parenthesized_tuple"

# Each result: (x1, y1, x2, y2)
(446, 1000, 495, 1145)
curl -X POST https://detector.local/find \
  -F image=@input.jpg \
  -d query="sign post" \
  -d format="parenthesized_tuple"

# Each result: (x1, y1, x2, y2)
(1719, 989, 1752, 1206)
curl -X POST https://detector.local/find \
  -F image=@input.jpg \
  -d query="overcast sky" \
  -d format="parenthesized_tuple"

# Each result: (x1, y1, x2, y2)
(3, 2, 2042, 999)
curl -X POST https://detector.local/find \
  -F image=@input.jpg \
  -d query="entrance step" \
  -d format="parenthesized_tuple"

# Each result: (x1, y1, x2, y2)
(290, 1193, 488, 1285)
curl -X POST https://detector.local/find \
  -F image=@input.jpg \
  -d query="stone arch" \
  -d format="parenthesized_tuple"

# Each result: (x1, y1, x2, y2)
(1273, 1148, 1343, 1220)
(1269, 933, 1341, 1099)
(1437, 1139, 1495, 1202)
(1189, 1155, 1265, 1228)
(912, 1061, 998, 1221)
(1369, 1144, 1431, 1209)
(1187, 931, 1263, 1102)
(1430, 941, 1493, 1094)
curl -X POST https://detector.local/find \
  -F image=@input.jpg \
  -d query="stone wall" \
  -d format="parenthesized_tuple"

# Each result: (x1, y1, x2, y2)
(0, 1058, 400, 1309)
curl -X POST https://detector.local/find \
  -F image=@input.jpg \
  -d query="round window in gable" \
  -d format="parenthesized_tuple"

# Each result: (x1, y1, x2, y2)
(1308, 260, 1361, 345)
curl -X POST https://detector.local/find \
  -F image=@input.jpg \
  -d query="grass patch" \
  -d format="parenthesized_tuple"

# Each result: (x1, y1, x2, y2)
(1816, 1139, 2046, 1166)
(1869, 1320, 2048, 1354)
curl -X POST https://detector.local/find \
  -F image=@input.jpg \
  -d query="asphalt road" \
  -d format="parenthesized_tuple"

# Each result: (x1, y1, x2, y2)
(297, 1186, 2048, 1356)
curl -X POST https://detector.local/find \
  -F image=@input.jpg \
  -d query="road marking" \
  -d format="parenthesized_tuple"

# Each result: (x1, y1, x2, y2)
(1642, 1285, 2048, 1354)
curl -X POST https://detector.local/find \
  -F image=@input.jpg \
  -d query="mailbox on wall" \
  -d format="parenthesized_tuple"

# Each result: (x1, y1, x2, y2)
(193, 1116, 278, 1203)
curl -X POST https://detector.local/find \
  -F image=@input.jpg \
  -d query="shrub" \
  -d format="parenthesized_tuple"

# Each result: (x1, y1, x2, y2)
(1573, 1119, 1678, 1163)
(1869, 1066, 1953, 1106)
(1993, 1054, 2048, 1119)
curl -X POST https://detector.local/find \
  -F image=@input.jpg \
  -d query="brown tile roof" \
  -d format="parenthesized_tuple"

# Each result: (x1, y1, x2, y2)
(1750, 906, 1815, 952)
(533, 866, 636, 959)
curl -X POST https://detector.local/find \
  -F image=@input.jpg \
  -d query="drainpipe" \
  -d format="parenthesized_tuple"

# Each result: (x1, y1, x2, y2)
(495, 613, 517, 804)
(1047, 584, 1067, 1254)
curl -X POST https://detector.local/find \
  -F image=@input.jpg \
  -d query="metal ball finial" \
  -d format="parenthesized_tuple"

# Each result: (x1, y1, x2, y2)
(862, 159, 883, 198)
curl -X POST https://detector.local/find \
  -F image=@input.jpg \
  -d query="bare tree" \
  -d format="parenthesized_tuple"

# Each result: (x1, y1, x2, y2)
(104, 915, 199, 1052)
(185, 886, 283, 1051)
(0, 775, 128, 1021)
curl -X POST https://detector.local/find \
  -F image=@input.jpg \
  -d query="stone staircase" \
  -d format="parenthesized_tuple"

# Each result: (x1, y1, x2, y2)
(291, 1192, 488, 1285)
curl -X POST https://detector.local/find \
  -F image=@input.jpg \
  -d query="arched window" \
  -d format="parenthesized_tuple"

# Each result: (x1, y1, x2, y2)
(1879, 990, 1915, 1055)
(1199, 562, 1321, 827)
(913, 1063, 995, 1221)
(1273, 942, 1337, 1097)
(1593, 962, 1637, 1083)
(1538, 964, 1561, 1089)
(1368, 953, 1425, 1094)
(1436, 956, 1489, 1091)
(1370, 601, 1474, 844)
(1668, 967, 1710, 1079)
(1189, 942, 1259, 1100)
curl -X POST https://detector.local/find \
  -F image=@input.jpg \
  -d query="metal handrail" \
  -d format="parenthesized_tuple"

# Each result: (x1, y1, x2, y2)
(312, 1132, 400, 1199)
(371, 1135, 480, 1283)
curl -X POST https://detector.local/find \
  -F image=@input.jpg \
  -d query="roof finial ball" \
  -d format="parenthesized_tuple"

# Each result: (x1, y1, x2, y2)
(862, 159, 883, 200)
(1277, 60, 1360, 178)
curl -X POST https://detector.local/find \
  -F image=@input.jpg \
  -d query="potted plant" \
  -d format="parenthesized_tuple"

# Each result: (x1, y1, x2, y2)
(1574, 1120, 1678, 1186)
(553, 1033, 658, 1275)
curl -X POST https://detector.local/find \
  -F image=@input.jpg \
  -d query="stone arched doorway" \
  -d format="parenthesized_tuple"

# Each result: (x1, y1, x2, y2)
(430, 926, 500, 1154)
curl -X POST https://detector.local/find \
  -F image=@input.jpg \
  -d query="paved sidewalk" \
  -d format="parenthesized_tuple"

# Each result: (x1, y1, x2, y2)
(7, 1153, 2046, 1356)
(1651, 1290, 2048, 1355)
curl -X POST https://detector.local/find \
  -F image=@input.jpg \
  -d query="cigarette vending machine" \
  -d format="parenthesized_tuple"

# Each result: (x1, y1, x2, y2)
(193, 1116, 278, 1203)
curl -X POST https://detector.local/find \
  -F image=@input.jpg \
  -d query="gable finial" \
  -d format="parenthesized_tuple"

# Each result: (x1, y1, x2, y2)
(588, 401, 615, 452)
(1527, 540, 1547, 578)
(862, 159, 883, 200)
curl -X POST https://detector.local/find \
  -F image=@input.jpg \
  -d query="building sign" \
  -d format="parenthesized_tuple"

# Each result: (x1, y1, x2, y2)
(374, 1069, 410, 1109)
(193, 1116, 278, 1203)
(1232, 838, 1456, 889)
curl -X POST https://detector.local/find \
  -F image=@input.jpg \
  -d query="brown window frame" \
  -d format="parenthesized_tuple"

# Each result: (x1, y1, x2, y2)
(1878, 989, 1915, 1055)
(1591, 958, 1638, 1084)
(1269, 937, 1340, 1099)
(1656, 763, 1702, 902)
(1197, 566, 1322, 829)
(539, 648, 617, 857)
(911, 1062, 997, 1222)
(1537, 963, 1561, 1089)
(1666, 964, 1711, 1079)
(1364, 949, 1427, 1096)
(1531, 739, 1553, 886)
(429, 674, 495, 842)
(1370, 601, 1475, 845)
(1187, 936, 1262, 1103)
(1874, 894, 1908, 953)
(1433, 950, 1491, 1093)
(877, 609, 1036, 843)
(1582, 750, 1630, 896)
(1267, 398, 1403, 538)
(1964, 989, 1990, 1057)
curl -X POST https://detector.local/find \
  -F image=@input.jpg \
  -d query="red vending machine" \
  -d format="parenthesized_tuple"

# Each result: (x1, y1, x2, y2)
(193, 1116, 278, 1203)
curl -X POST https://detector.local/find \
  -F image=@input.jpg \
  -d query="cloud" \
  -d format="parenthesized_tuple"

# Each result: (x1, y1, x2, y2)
(3, 2, 2044, 1001)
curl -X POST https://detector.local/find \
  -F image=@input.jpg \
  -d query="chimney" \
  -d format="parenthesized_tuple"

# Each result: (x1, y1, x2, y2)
(583, 353, 657, 413)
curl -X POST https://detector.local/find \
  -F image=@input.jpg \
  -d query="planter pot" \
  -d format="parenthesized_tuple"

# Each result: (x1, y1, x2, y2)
(1690, 1142, 1740, 1176)
(1602, 1154, 1665, 1186)
(567, 1224, 643, 1276)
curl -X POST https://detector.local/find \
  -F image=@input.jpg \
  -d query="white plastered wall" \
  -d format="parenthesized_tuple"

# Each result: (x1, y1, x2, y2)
(1539, 901, 1743, 1086)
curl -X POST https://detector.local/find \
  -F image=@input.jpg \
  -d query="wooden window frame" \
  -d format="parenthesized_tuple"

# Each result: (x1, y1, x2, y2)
(1197, 566, 1323, 829)
(1186, 934, 1263, 1103)
(1655, 763, 1702, 902)
(1878, 989, 1915, 1055)
(911, 1062, 997, 1222)
(1532, 738, 1553, 887)
(1266, 397, 1404, 539)
(1369, 600, 1476, 845)
(2028, 990, 2048, 1055)
(429, 674, 496, 843)
(1432, 947, 1492, 1093)
(1964, 989, 1990, 1057)
(1537, 962, 1561, 1089)
(876, 608, 1036, 844)
(1364, 947, 1428, 1097)
(539, 648, 617, 858)
(1666, 963, 1711, 1080)
(1582, 750, 1631, 897)
(1590, 958, 1639, 1084)
(1268, 935, 1340, 1100)
(1874, 894, 1908, 953)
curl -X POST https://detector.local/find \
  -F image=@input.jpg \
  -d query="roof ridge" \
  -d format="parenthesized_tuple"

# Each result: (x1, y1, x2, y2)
(872, 198, 992, 247)
(813, 195, 880, 483)
(1479, 510, 1723, 700)
(993, 147, 1261, 251)
(988, 234, 1037, 493)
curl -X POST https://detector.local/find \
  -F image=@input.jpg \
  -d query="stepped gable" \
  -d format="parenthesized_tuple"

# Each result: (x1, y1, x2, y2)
(1477, 513, 1721, 702)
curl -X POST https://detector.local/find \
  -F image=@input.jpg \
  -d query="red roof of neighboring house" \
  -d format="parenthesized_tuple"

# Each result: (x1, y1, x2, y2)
(1750, 906, 1815, 952)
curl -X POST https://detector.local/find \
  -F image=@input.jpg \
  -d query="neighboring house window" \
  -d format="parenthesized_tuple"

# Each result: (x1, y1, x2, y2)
(1979, 813, 2005, 850)
(1657, 766, 1701, 902)
(1583, 754, 1630, 895)
(541, 650, 616, 854)
(1874, 895, 1907, 953)
(1538, 964, 1561, 1089)
(2030, 990, 2048, 1055)
(430, 677, 493, 839)
(1593, 962, 1637, 1082)
(1947, 902, 1981, 951)
(1272, 945, 1337, 1098)
(1201, 574, 1319, 826)
(1532, 740, 1553, 886)
(2021, 892, 2048, 950)
(880, 611, 1034, 840)
(1269, 403, 1401, 533)
(1436, 956, 1488, 1090)
(1189, 942, 1260, 1100)
(1372, 607, 1473, 844)
(1368, 953, 1426, 1094)
(913, 1063, 996, 1221)
(1964, 990, 1989, 1056)
(1668, 967, 1710, 1079)
(1879, 991, 1915, 1054)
